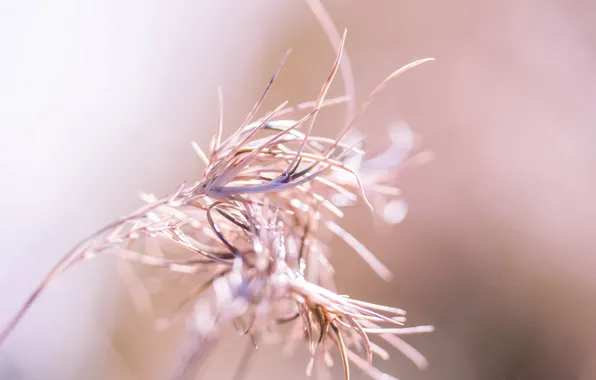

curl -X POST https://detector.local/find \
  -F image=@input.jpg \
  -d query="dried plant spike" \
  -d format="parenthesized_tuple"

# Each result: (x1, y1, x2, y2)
(362, 326, 436, 335)
(283, 28, 347, 177)
(326, 220, 393, 281)
(191, 140, 210, 165)
(331, 320, 351, 380)
(0, 11, 434, 380)
(206, 86, 226, 159)
(305, 0, 357, 124)
(327, 58, 435, 159)
(221, 49, 292, 152)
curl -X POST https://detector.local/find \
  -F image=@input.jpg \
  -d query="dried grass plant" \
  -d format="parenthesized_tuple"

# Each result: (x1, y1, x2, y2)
(0, 2, 434, 380)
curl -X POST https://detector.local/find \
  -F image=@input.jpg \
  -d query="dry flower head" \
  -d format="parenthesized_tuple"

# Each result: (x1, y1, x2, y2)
(0, 3, 434, 380)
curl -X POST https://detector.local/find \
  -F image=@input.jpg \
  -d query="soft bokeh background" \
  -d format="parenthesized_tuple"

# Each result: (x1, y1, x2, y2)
(1, 1, 596, 379)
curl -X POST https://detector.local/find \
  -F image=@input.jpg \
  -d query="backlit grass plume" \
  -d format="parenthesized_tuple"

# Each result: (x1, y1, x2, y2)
(0, 8, 434, 380)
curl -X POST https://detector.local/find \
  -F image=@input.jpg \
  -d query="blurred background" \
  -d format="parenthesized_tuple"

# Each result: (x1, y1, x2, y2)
(1, 0, 596, 379)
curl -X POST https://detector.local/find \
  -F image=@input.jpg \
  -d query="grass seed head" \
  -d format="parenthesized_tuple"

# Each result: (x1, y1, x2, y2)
(0, 3, 434, 380)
